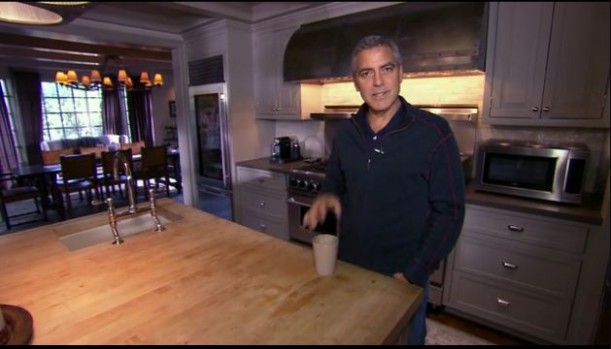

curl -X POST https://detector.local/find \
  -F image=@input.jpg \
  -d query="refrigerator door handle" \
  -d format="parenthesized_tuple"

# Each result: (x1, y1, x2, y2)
(218, 93, 232, 191)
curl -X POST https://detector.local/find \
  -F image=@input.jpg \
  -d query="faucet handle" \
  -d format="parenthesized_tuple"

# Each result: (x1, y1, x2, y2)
(106, 197, 124, 245)
(148, 188, 166, 232)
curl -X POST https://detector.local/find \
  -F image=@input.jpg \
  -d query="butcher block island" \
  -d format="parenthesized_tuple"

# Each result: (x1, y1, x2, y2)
(0, 198, 421, 345)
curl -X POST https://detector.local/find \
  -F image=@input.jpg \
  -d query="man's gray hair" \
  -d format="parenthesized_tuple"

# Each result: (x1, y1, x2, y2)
(351, 35, 403, 74)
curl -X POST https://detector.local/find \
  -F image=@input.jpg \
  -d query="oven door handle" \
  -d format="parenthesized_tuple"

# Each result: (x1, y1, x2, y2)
(287, 196, 312, 207)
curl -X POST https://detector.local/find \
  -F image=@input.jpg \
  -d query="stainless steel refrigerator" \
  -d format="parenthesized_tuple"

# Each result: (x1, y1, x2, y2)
(188, 83, 233, 220)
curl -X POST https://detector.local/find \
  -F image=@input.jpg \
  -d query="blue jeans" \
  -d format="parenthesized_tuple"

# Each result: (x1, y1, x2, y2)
(407, 279, 430, 345)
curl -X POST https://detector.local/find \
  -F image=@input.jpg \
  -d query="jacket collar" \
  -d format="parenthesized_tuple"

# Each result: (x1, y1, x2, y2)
(352, 96, 415, 133)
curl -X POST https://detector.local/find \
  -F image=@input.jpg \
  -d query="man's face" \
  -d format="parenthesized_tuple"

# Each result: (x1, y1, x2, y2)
(353, 45, 403, 115)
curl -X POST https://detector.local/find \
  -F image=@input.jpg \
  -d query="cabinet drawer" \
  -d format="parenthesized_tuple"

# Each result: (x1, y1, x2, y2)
(464, 206, 587, 253)
(240, 190, 286, 218)
(455, 235, 580, 297)
(237, 167, 286, 191)
(449, 272, 571, 343)
(240, 208, 288, 240)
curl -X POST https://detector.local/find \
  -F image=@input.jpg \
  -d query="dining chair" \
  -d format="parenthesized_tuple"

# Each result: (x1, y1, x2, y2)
(100, 149, 133, 200)
(134, 145, 170, 199)
(0, 172, 48, 230)
(57, 153, 100, 218)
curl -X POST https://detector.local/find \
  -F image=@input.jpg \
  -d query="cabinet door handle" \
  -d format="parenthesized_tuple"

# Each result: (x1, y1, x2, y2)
(531, 106, 539, 112)
(507, 224, 524, 232)
(259, 201, 266, 208)
(542, 106, 550, 112)
(497, 298, 511, 307)
(502, 261, 518, 270)
(259, 223, 267, 231)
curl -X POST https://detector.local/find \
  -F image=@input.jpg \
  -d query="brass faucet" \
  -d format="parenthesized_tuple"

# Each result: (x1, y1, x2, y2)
(113, 151, 137, 215)
(106, 152, 166, 245)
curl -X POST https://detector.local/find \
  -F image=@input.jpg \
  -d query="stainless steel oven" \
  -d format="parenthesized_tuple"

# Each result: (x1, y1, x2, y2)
(287, 171, 338, 245)
(287, 192, 339, 244)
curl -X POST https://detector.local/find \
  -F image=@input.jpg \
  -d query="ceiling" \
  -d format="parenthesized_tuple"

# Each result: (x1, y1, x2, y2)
(0, 2, 328, 75)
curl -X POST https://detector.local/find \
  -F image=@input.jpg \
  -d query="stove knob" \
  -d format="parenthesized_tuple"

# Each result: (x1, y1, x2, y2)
(314, 182, 322, 192)
(297, 179, 306, 188)
(289, 177, 298, 187)
(307, 180, 316, 191)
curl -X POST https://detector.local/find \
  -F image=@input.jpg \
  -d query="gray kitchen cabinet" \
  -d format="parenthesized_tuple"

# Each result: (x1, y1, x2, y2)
(483, 2, 610, 127)
(444, 204, 591, 344)
(253, 27, 321, 120)
(234, 166, 289, 240)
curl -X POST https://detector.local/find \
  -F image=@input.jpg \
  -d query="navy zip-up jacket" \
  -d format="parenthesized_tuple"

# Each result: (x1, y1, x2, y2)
(322, 96, 465, 287)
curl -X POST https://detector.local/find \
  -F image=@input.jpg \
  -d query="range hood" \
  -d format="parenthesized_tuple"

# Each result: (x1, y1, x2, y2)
(284, 2, 489, 82)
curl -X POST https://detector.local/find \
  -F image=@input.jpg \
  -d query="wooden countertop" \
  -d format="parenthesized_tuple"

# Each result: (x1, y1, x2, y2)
(0, 199, 421, 344)
(237, 157, 604, 226)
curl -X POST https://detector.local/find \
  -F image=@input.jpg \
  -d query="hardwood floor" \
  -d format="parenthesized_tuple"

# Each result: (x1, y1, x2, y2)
(426, 305, 532, 345)
(427, 302, 611, 346)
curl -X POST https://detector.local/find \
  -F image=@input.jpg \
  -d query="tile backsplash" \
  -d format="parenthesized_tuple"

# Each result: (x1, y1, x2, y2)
(320, 74, 485, 106)
(275, 120, 325, 159)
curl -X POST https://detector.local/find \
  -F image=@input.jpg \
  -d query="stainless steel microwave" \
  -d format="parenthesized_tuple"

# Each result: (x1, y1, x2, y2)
(474, 139, 589, 205)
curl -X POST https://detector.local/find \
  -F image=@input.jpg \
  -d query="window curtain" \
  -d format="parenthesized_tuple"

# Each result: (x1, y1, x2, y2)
(102, 88, 126, 136)
(0, 82, 20, 179)
(10, 70, 43, 165)
(126, 86, 155, 146)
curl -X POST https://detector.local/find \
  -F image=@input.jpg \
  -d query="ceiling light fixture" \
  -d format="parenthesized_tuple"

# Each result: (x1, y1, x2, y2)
(54, 55, 164, 91)
(0, 2, 96, 25)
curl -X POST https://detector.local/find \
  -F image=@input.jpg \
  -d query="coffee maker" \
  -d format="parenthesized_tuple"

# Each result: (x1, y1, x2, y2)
(270, 136, 301, 163)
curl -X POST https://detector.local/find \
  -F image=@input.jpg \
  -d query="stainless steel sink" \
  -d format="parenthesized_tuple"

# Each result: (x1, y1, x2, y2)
(60, 214, 172, 251)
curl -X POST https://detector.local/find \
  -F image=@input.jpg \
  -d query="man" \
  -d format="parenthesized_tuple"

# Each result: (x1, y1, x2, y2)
(302, 35, 465, 345)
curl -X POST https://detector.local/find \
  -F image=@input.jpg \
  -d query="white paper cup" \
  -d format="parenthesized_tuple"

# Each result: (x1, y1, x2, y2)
(312, 234, 339, 276)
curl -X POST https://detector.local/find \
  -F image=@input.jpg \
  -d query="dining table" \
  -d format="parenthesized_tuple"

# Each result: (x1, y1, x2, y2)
(9, 147, 182, 221)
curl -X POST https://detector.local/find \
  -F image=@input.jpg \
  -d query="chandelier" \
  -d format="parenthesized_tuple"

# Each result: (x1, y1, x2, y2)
(54, 55, 164, 91)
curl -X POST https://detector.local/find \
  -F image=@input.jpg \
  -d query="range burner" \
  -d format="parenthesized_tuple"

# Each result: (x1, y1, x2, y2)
(289, 160, 328, 195)
(290, 160, 328, 177)
(293, 162, 327, 173)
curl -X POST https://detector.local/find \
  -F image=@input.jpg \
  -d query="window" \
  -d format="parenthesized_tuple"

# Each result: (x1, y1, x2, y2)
(40, 82, 103, 141)
(0, 79, 17, 144)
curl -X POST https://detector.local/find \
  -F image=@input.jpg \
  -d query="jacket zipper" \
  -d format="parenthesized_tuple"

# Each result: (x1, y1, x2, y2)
(352, 112, 414, 172)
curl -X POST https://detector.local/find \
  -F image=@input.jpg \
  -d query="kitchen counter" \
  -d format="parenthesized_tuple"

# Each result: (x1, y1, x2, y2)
(464, 182, 603, 226)
(0, 198, 421, 344)
(236, 157, 308, 174)
(237, 157, 604, 226)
